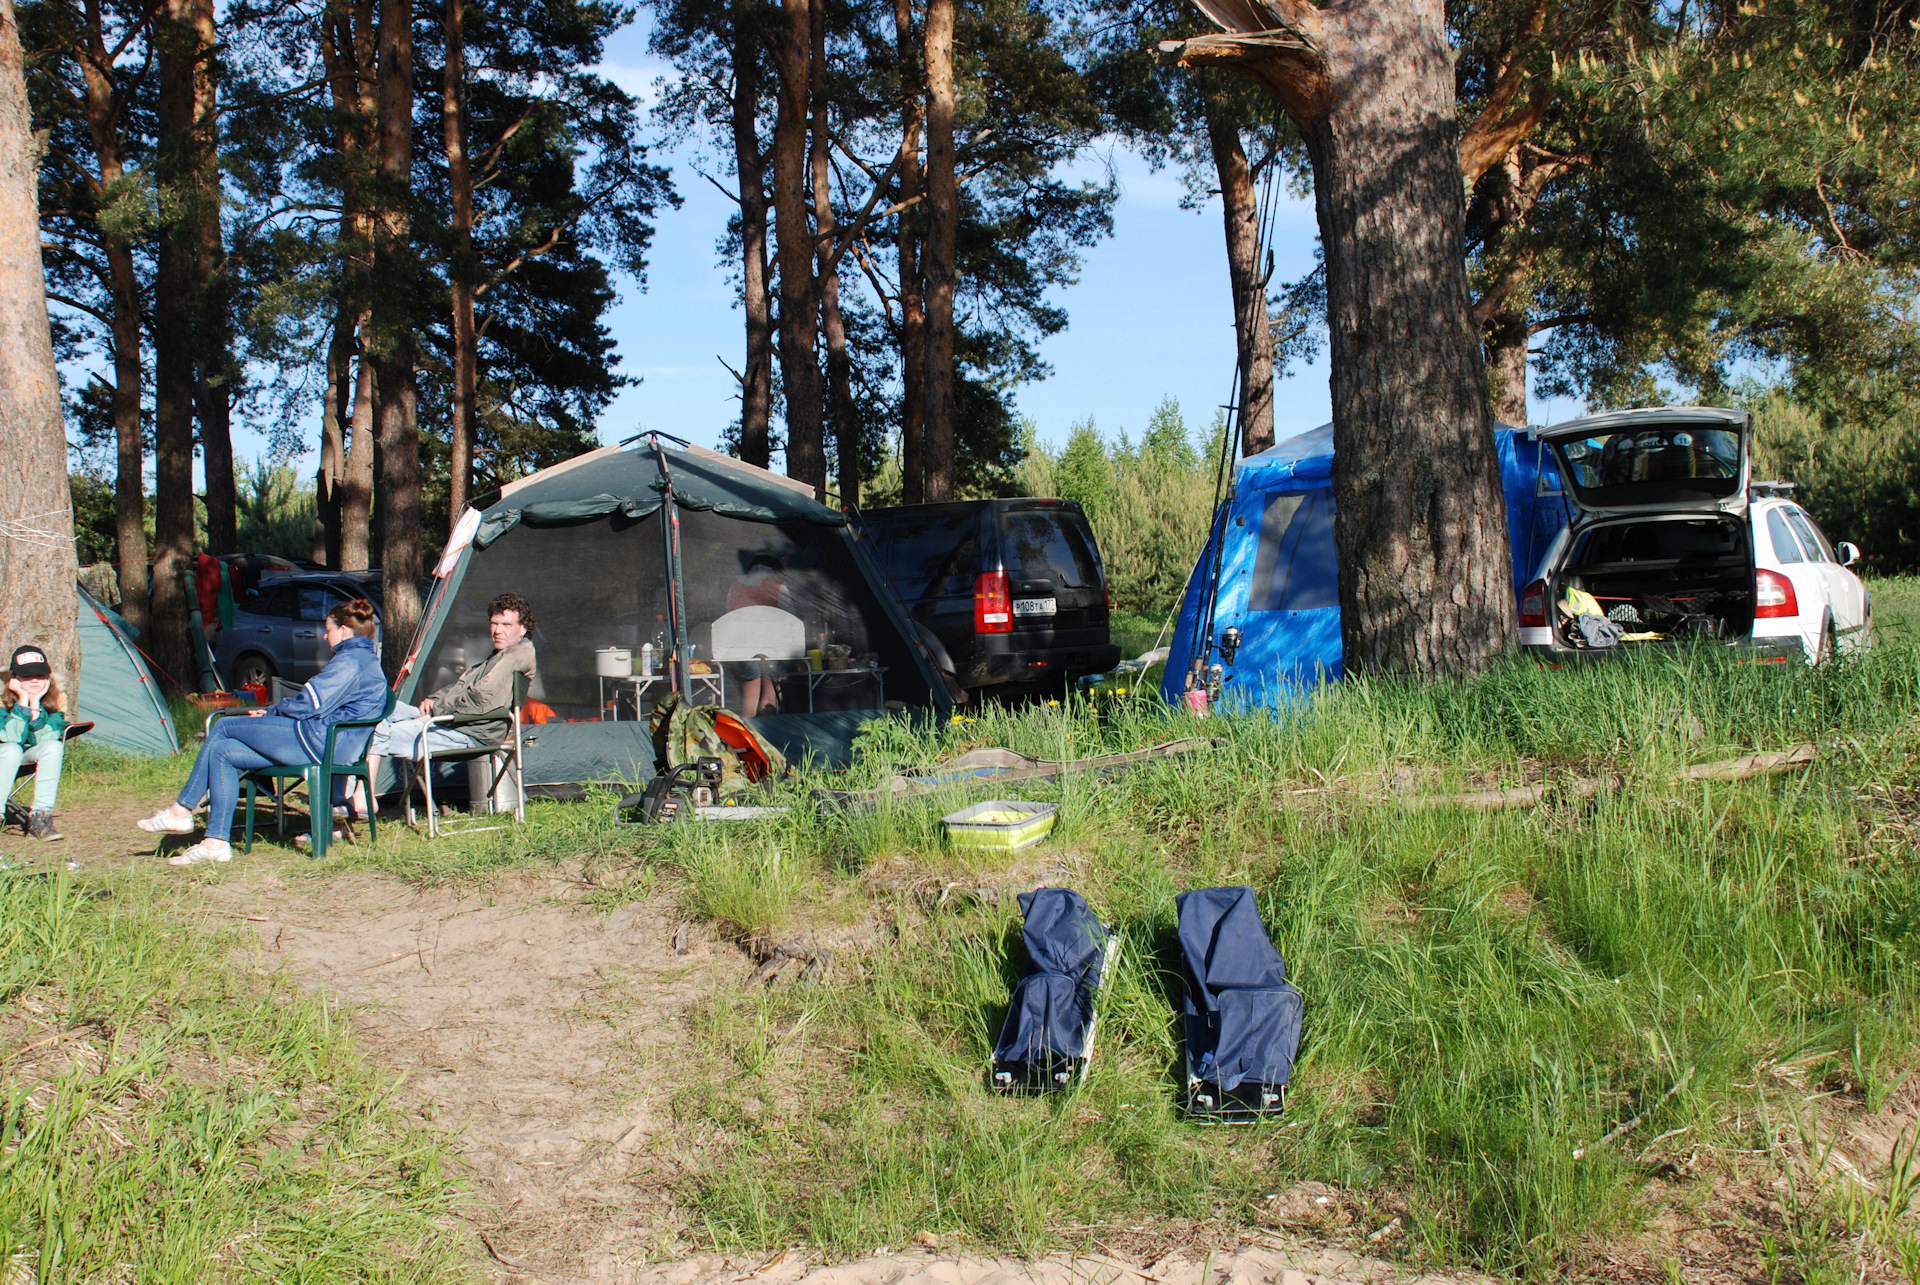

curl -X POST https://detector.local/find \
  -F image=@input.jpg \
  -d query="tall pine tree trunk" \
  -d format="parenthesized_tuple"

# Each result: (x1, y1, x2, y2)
(442, 0, 477, 522)
(811, 0, 857, 506)
(895, 0, 924, 504)
(316, 302, 353, 565)
(151, 0, 200, 685)
(772, 0, 822, 493)
(322, 2, 375, 569)
(372, 0, 421, 672)
(341, 333, 375, 568)
(0, 0, 80, 685)
(189, 0, 234, 556)
(76, 10, 149, 633)
(1484, 310, 1527, 426)
(919, 0, 955, 501)
(732, 0, 773, 469)
(1171, 0, 1513, 676)
(1204, 103, 1274, 456)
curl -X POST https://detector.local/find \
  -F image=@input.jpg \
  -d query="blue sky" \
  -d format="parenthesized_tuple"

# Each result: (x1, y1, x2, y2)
(223, 15, 1582, 473)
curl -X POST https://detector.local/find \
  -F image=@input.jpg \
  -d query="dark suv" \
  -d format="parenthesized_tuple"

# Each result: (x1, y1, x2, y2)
(858, 499, 1120, 698)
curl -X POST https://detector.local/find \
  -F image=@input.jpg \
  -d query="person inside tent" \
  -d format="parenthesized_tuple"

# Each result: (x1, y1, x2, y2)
(728, 553, 791, 717)
(137, 598, 387, 866)
(0, 645, 70, 843)
(350, 593, 538, 817)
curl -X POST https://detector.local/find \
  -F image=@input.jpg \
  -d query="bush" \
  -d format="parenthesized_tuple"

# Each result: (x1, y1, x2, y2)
(1021, 397, 1222, 615)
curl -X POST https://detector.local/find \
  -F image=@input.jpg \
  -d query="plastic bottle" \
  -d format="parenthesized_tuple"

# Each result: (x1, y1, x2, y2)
(639, 642, 654, 677)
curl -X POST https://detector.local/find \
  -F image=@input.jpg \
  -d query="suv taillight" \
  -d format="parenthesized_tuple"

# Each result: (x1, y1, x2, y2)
(974, 571, 1012, 633)
(1520, 579, 1548, 629)
(1755, 568, 1799, 619)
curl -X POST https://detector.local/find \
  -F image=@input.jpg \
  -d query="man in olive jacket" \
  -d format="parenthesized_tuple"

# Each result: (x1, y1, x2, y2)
(354, 593, 538, 817)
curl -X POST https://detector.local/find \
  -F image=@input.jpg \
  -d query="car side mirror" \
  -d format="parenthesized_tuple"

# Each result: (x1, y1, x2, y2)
(1837, 541, 1862, 567)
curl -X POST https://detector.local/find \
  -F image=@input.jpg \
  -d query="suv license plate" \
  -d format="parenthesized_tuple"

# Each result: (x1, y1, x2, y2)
(1013, 597, 1057, 617)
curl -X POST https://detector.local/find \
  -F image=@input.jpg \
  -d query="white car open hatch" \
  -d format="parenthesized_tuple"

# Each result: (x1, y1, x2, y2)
(1537, 406, 1751, 521)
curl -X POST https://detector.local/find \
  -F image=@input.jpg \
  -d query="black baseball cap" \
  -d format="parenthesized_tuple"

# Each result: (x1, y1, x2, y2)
(9, 646, 50, 678)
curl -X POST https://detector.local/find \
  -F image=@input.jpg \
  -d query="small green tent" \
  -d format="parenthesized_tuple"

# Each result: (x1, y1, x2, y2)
(399, 436, 951, 784)
(76, 584, 180, 757)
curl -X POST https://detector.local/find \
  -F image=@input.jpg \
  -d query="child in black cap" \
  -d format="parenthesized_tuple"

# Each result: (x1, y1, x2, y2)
(0, 644, 68, 841)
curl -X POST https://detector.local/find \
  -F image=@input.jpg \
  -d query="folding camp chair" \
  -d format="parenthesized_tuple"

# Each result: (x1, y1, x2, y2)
(1177, 885, 1303, 1121)
(990, 888, 1119, 1091)
(404, 671, 528, 838)
(4, 720, 94, 826)
(231, 690, 397, 861)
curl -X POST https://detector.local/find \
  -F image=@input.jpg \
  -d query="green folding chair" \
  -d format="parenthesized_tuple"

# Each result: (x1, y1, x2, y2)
(403, 671, 529, 838)
(4, 720, 93, 826)
(227, 689, 397, 860)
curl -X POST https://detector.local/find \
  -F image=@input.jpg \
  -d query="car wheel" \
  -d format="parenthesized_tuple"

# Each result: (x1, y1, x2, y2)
(1814, 617, 1836, 666)
(230, 652, 276, 689)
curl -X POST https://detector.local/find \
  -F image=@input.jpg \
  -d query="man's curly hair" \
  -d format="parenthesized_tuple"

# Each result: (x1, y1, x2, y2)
(488, 592, 535, 632)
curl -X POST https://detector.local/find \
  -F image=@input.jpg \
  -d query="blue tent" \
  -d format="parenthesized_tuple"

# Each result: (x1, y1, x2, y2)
(1162, 423, 1565, 707)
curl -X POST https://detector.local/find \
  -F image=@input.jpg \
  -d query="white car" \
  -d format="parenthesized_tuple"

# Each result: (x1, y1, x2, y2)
(1519, 406, 1869, 664)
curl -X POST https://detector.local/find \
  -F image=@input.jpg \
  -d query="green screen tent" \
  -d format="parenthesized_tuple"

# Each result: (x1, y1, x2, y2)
(77, 584, 180, 757)
(398, 436, 953, 785)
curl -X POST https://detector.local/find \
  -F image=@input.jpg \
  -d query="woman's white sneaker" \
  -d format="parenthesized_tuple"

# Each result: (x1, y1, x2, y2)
(166, 842, 232, 867)
(138, 810, 195, 835)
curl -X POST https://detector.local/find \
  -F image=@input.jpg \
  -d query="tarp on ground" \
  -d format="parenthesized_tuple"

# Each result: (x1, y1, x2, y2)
(993, 888, 1110, 1066)
(403, 436, 951, 785)
(1177, 885, 1302, 1093)
(1162, 422, 1566, 706)
(76, 584, 180, 757)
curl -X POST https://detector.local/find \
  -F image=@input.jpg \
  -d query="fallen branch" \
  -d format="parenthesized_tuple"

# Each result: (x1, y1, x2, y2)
(744, 940, 834, 989)
(1407, 745, 1818, 812)
(1574, 1066, 1695, 1160)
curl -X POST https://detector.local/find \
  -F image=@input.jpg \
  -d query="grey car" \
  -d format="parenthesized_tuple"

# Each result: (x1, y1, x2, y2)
(216, 573, 383, 689)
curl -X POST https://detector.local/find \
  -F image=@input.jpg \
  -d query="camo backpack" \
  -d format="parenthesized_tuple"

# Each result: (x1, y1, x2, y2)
(647, 693, 789, 799)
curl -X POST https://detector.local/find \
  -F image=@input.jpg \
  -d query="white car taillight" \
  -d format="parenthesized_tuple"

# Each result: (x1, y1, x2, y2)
(1520, 579, 1548, 629)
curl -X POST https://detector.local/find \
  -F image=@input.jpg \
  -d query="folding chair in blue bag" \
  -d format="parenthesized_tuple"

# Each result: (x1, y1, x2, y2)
(990, 888, 1119, 1091)
(1177, 885, 1303, 1120)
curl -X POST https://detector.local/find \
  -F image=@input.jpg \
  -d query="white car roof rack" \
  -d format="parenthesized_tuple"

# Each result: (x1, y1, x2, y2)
(1749, 480, 1797, 499)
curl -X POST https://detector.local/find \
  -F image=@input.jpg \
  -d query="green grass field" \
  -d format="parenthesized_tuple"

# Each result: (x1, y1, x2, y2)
(9, 582, 1920, 1281)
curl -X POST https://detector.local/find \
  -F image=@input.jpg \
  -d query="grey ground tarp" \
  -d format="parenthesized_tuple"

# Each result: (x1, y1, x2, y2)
(1178, 885, 1303, 1093)
(76, 584, 180, 757)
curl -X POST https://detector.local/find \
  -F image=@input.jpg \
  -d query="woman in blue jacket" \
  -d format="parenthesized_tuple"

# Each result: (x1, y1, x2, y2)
(138, 598, 388, 866)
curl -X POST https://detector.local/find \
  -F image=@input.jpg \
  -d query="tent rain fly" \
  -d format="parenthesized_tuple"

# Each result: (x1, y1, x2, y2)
(405, 436, 950, 786)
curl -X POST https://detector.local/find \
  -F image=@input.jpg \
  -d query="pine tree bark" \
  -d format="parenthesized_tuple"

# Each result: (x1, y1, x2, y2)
(190, 0, 234, 556)
(811, 0, 857, 506)
(919, 0, 956, 502)
(75, 0, 149, 633)
(1205, 102, 1274, 456)
(151, 0, 200, 685)
(772, 0, 823, 493)
(372, 0, 421, 672)
(0, 0, 81, 687)
(895, 0, 925, 504)
(316, 302, 353, 565)
(442, 0, 477, 522)
(1170, 0, 1514, 676)
(321, 1, 376, 569)
(1484, 310, 1527, 426)
(732, 0, 773, 470)
(342, 332, 375, 568)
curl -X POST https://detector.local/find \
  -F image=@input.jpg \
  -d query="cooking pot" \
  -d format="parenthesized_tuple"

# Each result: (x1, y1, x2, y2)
(595, 647, 633, 678)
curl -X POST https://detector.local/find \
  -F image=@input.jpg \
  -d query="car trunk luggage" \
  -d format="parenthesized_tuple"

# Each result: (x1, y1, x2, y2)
(1553, 515, 1755, 647)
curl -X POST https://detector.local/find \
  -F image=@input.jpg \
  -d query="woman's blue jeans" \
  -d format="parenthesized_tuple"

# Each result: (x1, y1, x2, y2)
(177, 715, 312, 841)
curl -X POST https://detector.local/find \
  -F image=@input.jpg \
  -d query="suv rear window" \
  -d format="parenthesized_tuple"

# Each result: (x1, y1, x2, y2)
(999, 509, 1098, 588)
(880, 511, 978, 600)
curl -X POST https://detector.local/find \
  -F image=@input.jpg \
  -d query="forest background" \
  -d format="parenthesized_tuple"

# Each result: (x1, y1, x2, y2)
(34, 0, 1920, 676)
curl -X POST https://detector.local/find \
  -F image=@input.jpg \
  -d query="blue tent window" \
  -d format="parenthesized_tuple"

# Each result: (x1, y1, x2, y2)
(1249, 489, 1338, 612)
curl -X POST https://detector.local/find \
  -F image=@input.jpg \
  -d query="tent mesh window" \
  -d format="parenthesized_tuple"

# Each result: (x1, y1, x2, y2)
(677, 508, 926, 712)
(419, 511, 669, 722)
(1248, 490, 1339, 613)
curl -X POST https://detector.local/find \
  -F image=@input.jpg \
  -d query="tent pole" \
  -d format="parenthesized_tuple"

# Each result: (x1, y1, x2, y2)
(655, 437, 694, 706)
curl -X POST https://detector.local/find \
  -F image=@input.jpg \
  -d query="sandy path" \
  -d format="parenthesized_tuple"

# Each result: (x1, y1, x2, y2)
(207, 869, 718, 1277)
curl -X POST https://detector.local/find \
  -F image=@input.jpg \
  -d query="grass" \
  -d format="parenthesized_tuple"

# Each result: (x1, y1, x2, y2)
(27, 578, 1920, 1280)
(0, 871, 470, 1281)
